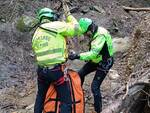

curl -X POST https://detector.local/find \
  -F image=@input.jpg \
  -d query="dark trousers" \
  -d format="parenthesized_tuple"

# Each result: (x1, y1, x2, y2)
(34, 65, 72, 113)
(78, 57, 113, 113)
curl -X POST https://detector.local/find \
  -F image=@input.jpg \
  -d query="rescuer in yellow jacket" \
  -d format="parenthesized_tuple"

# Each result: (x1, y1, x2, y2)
(32, 6, 82, 113)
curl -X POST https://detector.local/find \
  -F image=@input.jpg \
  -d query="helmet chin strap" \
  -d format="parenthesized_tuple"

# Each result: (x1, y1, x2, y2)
(53, 13, 59, 21)
(87, 22, 98, 38)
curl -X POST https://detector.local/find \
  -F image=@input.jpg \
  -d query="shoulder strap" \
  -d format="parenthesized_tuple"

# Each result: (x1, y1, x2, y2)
(68, 74, 76, 113)
(39, 25, 58, 34)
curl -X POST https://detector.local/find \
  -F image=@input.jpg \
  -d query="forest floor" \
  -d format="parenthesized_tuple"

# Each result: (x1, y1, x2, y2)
(0, 0, 149, 113)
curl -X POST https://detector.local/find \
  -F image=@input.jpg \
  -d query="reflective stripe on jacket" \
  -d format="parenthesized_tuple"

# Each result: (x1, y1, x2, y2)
(32, 15, 82, 66)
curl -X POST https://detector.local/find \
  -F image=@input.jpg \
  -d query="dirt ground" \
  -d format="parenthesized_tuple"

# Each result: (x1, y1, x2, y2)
(0, 0, 149, 113)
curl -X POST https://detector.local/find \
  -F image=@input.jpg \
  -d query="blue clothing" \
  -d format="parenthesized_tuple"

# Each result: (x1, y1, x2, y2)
(79, 57, 113, 113)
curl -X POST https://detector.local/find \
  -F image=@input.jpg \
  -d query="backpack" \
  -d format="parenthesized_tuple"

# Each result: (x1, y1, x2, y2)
(43, 69, 84, 113)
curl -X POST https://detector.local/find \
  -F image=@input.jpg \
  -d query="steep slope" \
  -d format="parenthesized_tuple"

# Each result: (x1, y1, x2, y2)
(0, 0, 149, 113)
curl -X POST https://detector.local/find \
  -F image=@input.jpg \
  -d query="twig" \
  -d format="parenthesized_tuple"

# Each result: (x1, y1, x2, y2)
(1, 104, 15, 109)
(122, 81, 150, 99)
(129, 69, 144, 77)
(9, 1, 17, 21)
(122, 72, 133, 100)
(122, 82, 129, 100)
(123, 6, 150, 12)
(124, 68, 150, 97)
(148, 96, 150, 108)
(141, 89, 150, 97)
(113, 86, 125, 97)
(129, 82, 150, 89)
(141, 89, 150, 108)
(141, 69, 150, 77)
(9, 0, 14, 6)
(132, 69, 150, 85)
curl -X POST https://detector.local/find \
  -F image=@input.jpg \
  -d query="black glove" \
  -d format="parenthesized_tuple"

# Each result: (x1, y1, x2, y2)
(68, 53, 80, 60)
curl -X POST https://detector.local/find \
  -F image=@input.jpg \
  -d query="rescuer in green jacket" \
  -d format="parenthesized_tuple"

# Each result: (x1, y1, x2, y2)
(69, 18, 114, 113)
(32, 6, 82, 113)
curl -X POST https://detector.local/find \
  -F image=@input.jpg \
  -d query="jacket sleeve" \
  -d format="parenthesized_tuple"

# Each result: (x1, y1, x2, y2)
(79, 35, 106, 61)
(60, 15, 83, 37)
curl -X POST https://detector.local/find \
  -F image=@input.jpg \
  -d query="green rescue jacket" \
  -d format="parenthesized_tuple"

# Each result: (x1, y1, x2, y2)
(32, 15, 82, 67)
(79, 27, 114, 63)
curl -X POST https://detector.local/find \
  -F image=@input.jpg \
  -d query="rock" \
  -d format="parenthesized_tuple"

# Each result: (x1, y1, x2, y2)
(70, 7, 79, 13)
(0, 41, 3, 51)
(16, 15, 38, 32)
(101, 100, 122, 113)
(29, 52, 34, 57)
(81, 6, 89, 14)
(89, 5, 105, 14)
(113, 37, 132, 53)
(18, 92, 26, 97)
(0, 18, 6, 23)
(108, 69, 120, 80)
(26, 104, 34, 110)
(111, 82, 120, 91)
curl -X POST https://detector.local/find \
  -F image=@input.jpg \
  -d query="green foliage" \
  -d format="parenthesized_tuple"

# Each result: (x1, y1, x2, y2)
(16, 16, 27, 32)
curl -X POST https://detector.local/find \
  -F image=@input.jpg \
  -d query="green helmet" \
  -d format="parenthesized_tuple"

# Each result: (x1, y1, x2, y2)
(37, 8, 55, 21)
(79, 18, 92, 33)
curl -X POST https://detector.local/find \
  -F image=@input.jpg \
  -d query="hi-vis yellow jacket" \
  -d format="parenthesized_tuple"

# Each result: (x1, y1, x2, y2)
(32, 15, 81, 67)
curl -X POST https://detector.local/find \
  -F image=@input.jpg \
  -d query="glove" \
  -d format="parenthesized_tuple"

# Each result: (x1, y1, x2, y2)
(68, 53, 80, 60)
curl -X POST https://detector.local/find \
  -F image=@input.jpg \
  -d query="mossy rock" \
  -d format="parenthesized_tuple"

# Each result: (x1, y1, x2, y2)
(16, 15, 39, 32)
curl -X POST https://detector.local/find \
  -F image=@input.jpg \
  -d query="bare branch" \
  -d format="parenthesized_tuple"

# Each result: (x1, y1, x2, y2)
(123, 6, 150, 12)
(141, 89, 150, 97)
